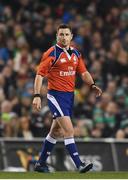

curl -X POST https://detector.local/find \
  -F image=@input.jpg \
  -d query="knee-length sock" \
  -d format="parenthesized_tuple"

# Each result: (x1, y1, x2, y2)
(64, 137, 82, 168)
(38, 134, 57, 165)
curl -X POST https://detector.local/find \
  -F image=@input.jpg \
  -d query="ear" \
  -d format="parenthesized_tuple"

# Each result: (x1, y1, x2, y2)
(56, 33, 58, 41)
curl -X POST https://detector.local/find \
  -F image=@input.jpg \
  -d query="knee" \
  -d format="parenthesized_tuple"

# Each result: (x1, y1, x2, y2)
(64, 127, 74, 138)
(49, 127, 64, 139)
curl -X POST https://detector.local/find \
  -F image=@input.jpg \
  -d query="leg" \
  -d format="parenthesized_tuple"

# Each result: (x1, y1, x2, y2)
(57, 116, 82, 169)
(49, 120, 64, 139)
(38, 120, 63, 164)
(35, 120, 64, 172)
(57, 116, 74, 138)
(57, 116, 93, 172)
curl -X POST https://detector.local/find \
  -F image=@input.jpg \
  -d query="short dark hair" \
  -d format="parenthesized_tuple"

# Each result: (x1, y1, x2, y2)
(57, 24, 72, 33)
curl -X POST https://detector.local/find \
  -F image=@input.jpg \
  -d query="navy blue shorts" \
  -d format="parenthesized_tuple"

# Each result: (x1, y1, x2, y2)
(47, 90, 74, 119)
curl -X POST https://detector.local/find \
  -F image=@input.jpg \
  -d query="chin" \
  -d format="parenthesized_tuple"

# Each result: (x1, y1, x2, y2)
(62, 43, 68, 47)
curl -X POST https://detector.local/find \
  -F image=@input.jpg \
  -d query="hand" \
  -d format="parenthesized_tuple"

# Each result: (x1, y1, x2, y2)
(91, 85, 102, 97)
(32, 97, 42, 111)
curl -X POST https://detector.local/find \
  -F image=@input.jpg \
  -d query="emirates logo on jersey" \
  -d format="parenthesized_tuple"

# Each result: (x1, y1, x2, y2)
(60, 66, 75, 76)
(60, 58, 66, 63)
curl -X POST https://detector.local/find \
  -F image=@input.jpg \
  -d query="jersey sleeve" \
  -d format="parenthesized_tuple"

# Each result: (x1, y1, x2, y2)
(76, 55, 87, 74)
(37, 47, 55, 76)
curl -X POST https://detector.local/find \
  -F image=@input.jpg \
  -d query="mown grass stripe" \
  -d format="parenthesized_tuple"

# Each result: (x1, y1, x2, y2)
(0, 172, 128, 179)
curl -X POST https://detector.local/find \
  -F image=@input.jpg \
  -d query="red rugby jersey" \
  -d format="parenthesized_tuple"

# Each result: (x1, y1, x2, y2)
(37, 44, 87, 92)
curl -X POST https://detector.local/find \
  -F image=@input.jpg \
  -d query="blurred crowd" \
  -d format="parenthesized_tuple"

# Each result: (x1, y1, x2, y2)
(0, 0, 128, 139)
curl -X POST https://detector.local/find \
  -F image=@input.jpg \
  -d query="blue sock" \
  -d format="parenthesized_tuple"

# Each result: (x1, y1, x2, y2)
(64, 137, 82, 169)
(38, 134, 57, 165)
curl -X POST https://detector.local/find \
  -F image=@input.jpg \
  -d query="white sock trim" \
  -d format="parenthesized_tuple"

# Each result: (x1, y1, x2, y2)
(46, 134, 57, 144)
(64, 137, 75, 145)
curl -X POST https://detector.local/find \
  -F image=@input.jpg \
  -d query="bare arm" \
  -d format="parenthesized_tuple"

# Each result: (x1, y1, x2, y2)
(81, 71, 95, 87)
(33, 74, 44, 111)
(81, 71, 102, 97)
(34, 74, 44, 94)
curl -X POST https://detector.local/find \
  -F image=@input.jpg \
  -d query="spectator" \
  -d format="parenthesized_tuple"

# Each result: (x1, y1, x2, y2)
(18, 116, 33, 140)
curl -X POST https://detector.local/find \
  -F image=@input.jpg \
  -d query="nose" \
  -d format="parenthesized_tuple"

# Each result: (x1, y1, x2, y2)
(63, 34, 67, 38)
(63, 36, 66, 39)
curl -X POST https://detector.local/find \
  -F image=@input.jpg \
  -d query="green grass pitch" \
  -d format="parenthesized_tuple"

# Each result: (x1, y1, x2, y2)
(0, 172, 128, 179)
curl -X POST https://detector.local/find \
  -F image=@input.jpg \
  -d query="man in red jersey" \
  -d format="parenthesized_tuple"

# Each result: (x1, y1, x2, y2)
(32, 24, 102, 173)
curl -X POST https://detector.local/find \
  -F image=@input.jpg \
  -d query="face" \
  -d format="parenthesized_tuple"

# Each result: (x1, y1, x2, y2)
(56, 28, 73, 47)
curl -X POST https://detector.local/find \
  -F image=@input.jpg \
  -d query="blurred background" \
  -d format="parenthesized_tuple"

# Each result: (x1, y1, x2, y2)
(0, 0, 128, 172)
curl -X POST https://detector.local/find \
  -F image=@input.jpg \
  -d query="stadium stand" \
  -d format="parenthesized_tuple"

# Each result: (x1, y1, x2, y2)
(0, 0, 128, 139)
